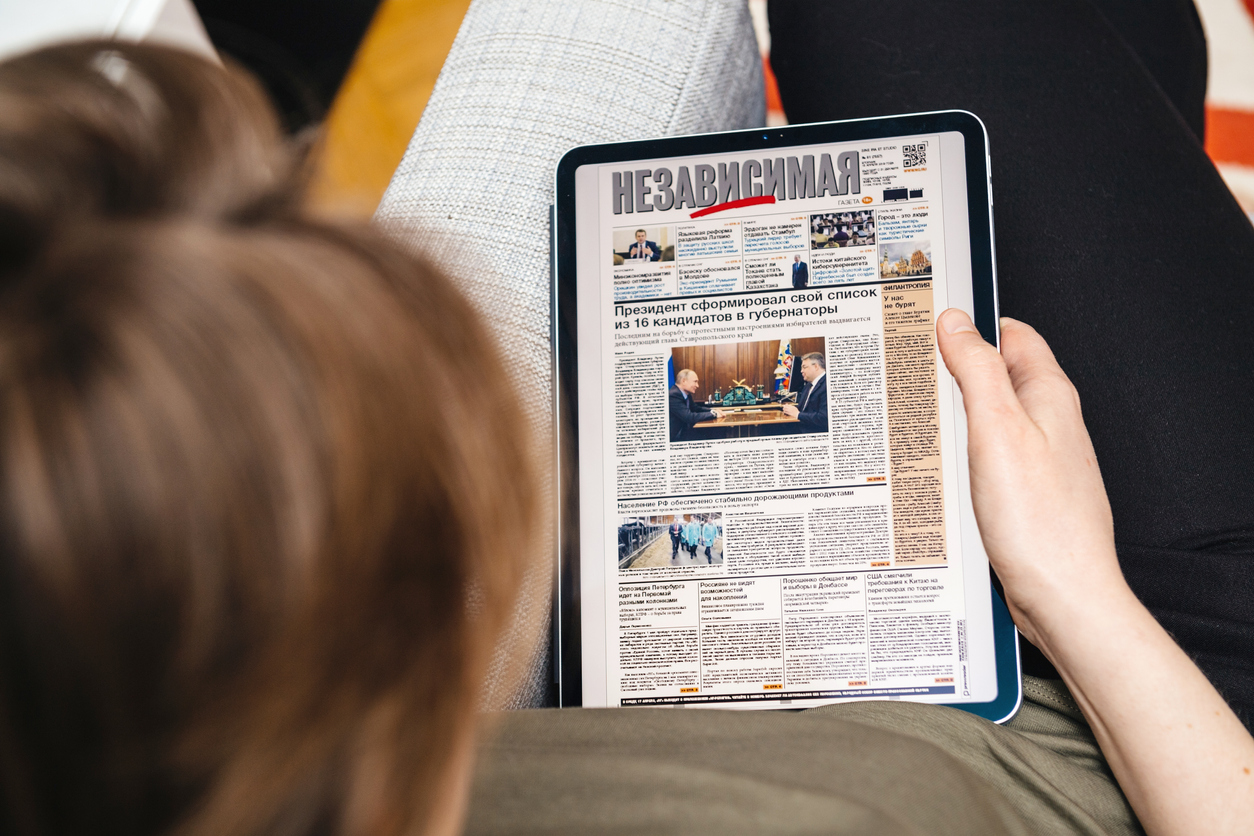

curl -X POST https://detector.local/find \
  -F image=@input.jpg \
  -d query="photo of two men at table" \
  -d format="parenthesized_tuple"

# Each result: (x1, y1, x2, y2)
(667, 337, 828, 443)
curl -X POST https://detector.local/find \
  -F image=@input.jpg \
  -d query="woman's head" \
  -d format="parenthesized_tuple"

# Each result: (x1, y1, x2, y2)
(0, 42, 537, 836)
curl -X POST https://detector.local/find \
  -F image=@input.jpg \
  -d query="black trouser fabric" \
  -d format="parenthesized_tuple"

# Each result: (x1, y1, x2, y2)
(769, 0, 1254, 726)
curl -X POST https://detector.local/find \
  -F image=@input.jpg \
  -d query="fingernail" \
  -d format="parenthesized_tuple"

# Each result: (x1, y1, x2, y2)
(939, 309, 978, 335)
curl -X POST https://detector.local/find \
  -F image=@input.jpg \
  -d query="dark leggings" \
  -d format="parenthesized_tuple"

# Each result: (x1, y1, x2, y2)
(769, 0, 1254, 725)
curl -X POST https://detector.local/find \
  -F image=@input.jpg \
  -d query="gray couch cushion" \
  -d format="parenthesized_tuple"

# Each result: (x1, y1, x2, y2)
(376, 0, 765, 708)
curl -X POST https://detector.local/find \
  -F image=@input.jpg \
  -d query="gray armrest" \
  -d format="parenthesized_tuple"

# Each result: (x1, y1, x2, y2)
(376, 0, 764, 708)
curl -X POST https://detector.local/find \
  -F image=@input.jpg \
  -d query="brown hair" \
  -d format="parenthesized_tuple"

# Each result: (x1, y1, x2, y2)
(0, 42, 538, 836)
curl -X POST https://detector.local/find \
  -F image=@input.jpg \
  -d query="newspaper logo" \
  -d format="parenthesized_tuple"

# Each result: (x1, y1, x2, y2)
(903, 142, 927, 169)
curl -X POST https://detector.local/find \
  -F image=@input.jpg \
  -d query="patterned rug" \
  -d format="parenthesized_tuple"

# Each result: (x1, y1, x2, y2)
(749, 0, 1254, 220)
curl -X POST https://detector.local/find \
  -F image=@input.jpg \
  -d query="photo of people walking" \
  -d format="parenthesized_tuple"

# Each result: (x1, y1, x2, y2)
(619, 513, 723, 569)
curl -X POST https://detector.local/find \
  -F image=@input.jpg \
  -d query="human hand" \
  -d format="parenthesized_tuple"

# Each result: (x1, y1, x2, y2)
(711, 409, 726, 419)
(939, 308, 1254, 836)
(781, 404, 800, 418)
(934, 310, 1131, 658)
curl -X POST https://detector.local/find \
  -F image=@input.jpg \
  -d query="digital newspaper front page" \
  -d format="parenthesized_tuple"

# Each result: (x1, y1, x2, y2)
(577, 133, 997, 709)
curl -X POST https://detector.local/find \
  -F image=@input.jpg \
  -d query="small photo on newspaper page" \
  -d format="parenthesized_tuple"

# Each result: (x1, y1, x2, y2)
(618, 513, 724, 571)
(667, 336, 827, 444)
(611, 225, 675, 302)
(811, 209, 877, 249)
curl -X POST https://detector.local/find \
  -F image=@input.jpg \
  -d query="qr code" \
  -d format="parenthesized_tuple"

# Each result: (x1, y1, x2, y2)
(903, 142, 927, 167)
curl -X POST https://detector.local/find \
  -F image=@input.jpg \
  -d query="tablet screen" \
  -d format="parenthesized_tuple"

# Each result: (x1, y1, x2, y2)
(568, 125, 1003, 710)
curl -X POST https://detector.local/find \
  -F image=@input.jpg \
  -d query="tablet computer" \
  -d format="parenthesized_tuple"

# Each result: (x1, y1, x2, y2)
(553, 110, 1020, 722)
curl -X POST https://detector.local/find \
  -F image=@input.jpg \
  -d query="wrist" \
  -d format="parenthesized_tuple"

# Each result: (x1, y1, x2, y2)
(1004, 559, 1138, 663)
(1020, 576, 1146, 674)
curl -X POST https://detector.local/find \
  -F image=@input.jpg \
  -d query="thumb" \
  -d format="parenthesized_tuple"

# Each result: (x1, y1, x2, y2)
(935, 309, 1023, 426)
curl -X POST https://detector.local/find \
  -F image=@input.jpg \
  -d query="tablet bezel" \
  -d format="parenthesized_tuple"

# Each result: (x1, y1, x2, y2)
(553, 110, 1017, 722)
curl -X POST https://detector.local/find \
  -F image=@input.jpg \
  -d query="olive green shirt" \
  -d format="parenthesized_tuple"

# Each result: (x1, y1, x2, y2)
(465, 677, 1141, 835)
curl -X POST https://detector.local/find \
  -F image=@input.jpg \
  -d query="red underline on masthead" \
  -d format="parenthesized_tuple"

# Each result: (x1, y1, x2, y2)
(689, 195, 776, 219)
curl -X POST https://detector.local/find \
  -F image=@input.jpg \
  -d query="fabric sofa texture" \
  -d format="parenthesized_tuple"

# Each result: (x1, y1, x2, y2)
(376, 0, 766, 708)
